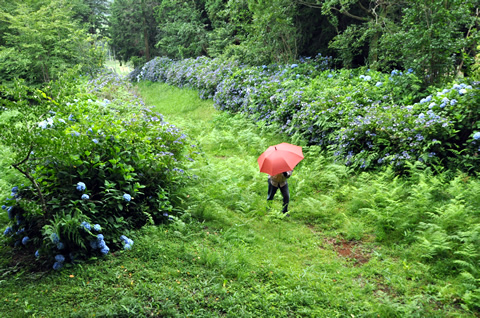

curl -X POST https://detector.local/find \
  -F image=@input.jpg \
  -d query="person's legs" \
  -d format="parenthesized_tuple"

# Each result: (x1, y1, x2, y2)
(267, 179, 278, 201)
(279, 183, 290, 213)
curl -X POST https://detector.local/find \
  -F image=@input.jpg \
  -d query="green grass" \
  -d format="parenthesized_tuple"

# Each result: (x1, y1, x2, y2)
(0, 82, 477, 317)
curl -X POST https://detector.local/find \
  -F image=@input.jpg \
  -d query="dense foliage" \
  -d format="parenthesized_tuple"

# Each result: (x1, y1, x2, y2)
(0, 0, 105, 85)
(108, 0, 479, 85)
(0, 72, 196, 269)
(133, 56, 480, 173)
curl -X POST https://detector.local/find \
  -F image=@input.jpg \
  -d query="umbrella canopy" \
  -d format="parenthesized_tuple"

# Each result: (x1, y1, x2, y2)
(257, 143, 304, 176)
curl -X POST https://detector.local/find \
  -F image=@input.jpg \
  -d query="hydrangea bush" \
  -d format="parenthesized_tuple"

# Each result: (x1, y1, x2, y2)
(0, 72, 196, 269)
(133, 55, 480, 173)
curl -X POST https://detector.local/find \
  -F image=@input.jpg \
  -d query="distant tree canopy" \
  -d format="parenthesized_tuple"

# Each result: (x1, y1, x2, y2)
(0, 0, 477, 86)
(0, 0, 106, 85)
(109, 0, 479, 85)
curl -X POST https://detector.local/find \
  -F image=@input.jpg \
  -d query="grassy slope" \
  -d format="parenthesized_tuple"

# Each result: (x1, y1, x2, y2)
(0, 82, 475, 317)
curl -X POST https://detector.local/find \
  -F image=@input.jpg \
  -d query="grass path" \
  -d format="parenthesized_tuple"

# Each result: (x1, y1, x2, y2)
(0, 82, 473, 317)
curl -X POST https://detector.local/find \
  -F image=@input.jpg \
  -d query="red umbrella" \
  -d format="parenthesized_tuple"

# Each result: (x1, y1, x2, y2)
(257, 143, 304, 176)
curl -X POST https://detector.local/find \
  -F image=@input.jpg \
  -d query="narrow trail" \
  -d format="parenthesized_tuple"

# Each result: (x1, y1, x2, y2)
(136, 82, 384, 316)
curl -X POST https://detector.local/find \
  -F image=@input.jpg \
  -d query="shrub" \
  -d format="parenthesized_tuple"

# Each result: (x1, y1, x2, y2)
(0, 72, 196, 269)
(134, 56, 480, 173)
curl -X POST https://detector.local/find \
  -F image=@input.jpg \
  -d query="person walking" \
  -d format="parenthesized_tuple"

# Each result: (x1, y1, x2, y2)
(267, 170, 292, 215)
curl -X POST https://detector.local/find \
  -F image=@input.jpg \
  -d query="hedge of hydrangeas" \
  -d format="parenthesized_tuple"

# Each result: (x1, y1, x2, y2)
(133, 56, 480, 173)
(0, 71, 196, 270)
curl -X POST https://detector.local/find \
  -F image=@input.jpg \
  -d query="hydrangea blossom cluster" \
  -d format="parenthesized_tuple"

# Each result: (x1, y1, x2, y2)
(53, 254, 65, 270)
(87, 231, 110, 255)
(120, 235, 134, 250)
(133, 55, 480, 171)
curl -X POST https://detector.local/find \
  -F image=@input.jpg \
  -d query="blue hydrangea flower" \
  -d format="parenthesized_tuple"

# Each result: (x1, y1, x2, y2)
(3, 227, 13, 236)
(97, 234, 104, 241)
(55, 254, 65, 263)
(290, 64, 298, 69)
(123, 194, 131, 202)
(100, 246, 110, 255)
(11, 186, 18, 193)
(124, 244, 132, 250)
(120, 235, 128, 242)
(375, 82, 382, 87)
(98, 240, 107, 249)
(22, 236, 29, 245)
(81, 221, 91, 231)
(127, 239, 134, 246)
(68, 114, 75, 121)
(76, 182, 86, 191)
(51, 233, 60, 244)
(1, 205, 5, 210)
(81, 194, 90, 200)
(90, 240, 98, 249)
(93, 224, 101, 232)
(35, 250, 40, 258)
(473, 132, 480, 140)
(53, 262, 63, 270)
(57, 242, 65, 250)
(92, 139, 99, 144)
(459, 88, 467, 95)
(7, 207, 13, 220)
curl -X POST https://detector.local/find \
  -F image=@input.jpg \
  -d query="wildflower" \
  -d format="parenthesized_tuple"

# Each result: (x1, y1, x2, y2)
(81, 221, 91, 231)
(473, 132, 480, 140)
(76, 182, 86, 192)
(55, 254, 65, 263)
(22, 236, 29, 245)
(53, 262, 63, 270)
(123, 193, 131, 202)
(93, 224, 101, 232)
(81, 194, 90, 200)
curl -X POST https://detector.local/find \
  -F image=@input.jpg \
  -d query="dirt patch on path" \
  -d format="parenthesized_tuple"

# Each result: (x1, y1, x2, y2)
(324, 237, 371, 266)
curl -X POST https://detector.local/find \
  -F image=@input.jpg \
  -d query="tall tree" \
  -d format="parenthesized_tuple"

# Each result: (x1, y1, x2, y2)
(72, 0, 110, 36)
(109, 0, 160, 66)
(155, 0, 208, 59)
(0, 0, 104, 85)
